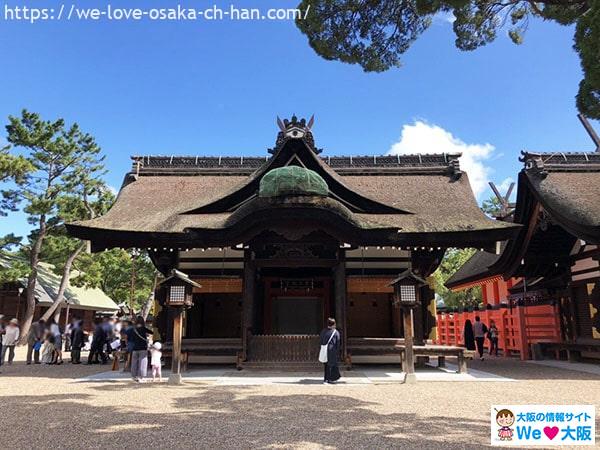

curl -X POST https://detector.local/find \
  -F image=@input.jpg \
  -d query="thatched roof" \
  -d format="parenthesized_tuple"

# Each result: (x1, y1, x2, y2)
(68, 129, 517, 250)
(440, 151, 600, 289)
(523, 153, 600, 242)
(481, 151, 600, 279)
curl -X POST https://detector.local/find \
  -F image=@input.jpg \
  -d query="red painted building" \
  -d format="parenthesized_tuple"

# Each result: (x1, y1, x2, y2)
(439, 151, 600, 361)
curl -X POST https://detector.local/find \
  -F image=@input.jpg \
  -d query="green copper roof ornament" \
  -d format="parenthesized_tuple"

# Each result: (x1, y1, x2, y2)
(259, 166, 329, 198)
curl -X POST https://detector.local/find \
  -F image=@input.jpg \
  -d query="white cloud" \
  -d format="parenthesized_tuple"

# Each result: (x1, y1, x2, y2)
(387, 120, 495, 198)
(107, 185, 118, 195)
(498, 177, 515, 196)
(433, 11, 456, 24)
(497, 177, 516, 200)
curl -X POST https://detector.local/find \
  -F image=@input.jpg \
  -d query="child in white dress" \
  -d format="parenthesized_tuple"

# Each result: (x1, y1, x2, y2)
(150, 341, 162, 382)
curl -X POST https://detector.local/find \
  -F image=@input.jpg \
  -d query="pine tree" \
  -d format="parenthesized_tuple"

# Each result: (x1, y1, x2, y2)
(1, 110, 106, 341)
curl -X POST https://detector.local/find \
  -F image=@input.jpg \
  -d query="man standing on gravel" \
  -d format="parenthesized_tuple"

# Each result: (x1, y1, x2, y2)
(27, 319, 45, 365)
(0, 316, 5, 369)
(1, 318, 20, 365)
(70, 318, 85, 364)
(473, 316, 488, 361)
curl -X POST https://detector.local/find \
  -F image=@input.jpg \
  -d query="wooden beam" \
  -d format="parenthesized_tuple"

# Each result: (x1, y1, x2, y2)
(168, 307, 184, 385)
(254, 259, 338, 268)
(334, 250, 348, 360)
(346, 277, 394, 293)
(402, 307, 416, 384)
(242, 250, 256, 339)
(192, 278, 242, 293)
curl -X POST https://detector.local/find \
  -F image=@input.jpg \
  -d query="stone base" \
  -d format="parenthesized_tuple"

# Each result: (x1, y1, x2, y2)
(168, 373, 183, 385)
(404, 372, 417, 384)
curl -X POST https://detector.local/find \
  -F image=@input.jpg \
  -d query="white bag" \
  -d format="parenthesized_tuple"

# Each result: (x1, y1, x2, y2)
(319, 330, 337, 363)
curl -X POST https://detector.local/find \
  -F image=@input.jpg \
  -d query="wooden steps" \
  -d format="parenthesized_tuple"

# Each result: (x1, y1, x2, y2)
(239, 361, 324, 371)
(240, 361, 350, 371)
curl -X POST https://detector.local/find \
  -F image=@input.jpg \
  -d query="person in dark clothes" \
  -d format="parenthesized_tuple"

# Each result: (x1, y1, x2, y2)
(488, 320, 499, 356)
(464, 319, 476, 351)
(473, 316, 488, 360)
(70, 318, 85, 364)
(88, 318, 107, 364)
(126, 316, 153, 382)
(319, 317, 341, 384)
(0, 316, 5, 372)
(121, 320, 133, 372)
(27, 319, 45, 364)
(0, 314, 6, 370)
(102, 317, 115, 359)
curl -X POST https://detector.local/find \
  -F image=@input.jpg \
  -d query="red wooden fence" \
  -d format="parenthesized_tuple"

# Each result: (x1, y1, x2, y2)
(435, 304, 561, 360)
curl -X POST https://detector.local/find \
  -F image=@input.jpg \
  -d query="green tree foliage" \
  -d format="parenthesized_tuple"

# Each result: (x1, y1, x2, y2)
(0, 235, 28, 284)
(72, 249, 157, 313)
(0, 144, 32, 185)
(0, 233, 22, 251)
(481, 195, 503, 217)
(431, 248, 482, 308)
(1, 110, 106, 338)
(574, 0, 600, 118)
(297, 0, 600, 118)
(0, 252, 29, 284)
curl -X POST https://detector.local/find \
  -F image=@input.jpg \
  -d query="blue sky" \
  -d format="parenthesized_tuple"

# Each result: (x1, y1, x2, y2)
(1, 0, 598, 237)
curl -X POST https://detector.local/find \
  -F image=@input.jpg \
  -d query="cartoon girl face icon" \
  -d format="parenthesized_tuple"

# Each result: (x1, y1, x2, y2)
(496, 409, 515, 441)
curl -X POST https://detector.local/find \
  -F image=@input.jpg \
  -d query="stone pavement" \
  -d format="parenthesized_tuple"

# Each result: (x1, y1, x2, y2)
(80, 362, 515, 384)
(2, 347, 599, 449)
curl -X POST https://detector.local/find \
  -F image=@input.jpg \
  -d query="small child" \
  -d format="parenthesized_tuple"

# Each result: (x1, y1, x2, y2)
(150, 341, 162, 382)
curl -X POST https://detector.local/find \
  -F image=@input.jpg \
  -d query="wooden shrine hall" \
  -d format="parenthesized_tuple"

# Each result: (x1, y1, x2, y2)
(444, 150, 600, 360)
(67, 116, 517, 372)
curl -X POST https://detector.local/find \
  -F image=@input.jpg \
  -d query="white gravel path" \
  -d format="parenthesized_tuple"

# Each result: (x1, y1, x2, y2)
(1, 347, 599, 449)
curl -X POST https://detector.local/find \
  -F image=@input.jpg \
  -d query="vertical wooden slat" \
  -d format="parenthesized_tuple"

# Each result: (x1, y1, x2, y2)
(246, 334, 320, 362)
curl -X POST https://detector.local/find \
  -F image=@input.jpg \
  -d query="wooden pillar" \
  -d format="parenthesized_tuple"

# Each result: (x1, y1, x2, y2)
(334, 249, 347, 360)
(168, 306, 184, 385)
(242, 250, 255, 360)
(403, 307, 416, 384)
(392, 305, 402, 338)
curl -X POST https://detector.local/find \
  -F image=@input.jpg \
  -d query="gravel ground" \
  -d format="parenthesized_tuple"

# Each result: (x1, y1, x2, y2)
(1, 347, 599, 449)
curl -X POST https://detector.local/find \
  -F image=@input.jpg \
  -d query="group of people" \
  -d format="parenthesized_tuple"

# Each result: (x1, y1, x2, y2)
(0, 314, 164, 383)
(0, 316, 66, 366)
(84, 316, 162, 382)
(464, 316, 499, 360)
(23, 317, 84, 365)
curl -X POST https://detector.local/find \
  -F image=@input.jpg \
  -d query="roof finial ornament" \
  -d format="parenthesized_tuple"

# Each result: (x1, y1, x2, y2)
(269, 114, 322, 155)
(520, 151, 547, 178)
(276, 116, 286, 132)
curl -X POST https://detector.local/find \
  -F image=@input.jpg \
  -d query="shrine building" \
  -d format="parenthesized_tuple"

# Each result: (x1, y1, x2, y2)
(67, 116, 517, 367)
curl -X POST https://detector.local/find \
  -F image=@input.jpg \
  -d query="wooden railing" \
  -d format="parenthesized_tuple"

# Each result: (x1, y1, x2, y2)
(248, 334, 320, 362)
(435, 304, 562, 360)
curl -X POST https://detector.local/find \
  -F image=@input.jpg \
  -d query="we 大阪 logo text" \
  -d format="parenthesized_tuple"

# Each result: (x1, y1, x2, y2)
(491, 405, 595, 446)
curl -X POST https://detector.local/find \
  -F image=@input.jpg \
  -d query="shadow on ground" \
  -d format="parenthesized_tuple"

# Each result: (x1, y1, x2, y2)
(0, 387, 489, 449)
(466, 357, 600, 380)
